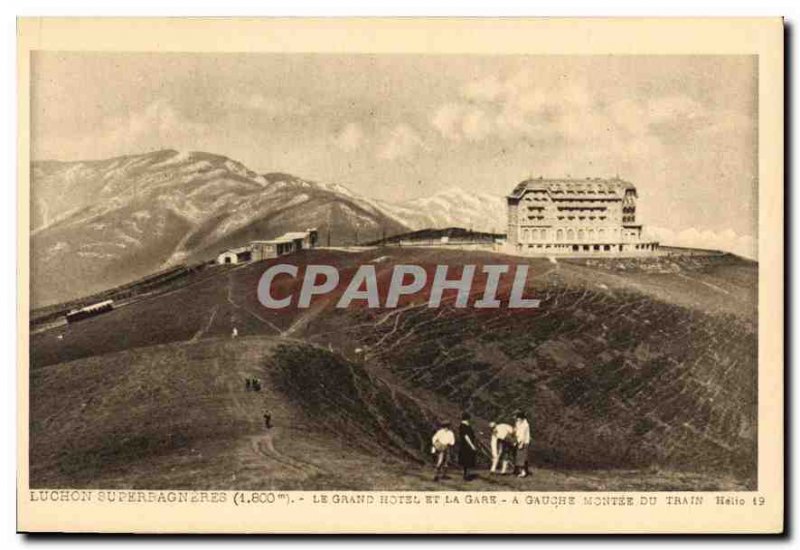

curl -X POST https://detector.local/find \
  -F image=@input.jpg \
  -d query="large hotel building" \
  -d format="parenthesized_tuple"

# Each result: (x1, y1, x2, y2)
(506, 177, 659, 255)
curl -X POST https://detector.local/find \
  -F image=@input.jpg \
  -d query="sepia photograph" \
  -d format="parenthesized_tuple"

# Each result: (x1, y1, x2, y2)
(16, 17, 784, 534)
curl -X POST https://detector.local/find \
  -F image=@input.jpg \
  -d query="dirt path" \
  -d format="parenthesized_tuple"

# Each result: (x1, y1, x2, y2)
(205, 337, 323, 481)
(225, 272, 283, 335)
(677, 272, 736, 297)
(190, 305, 219, 342)
(248, 429, 323, 478)
(281, 300, 328, 338)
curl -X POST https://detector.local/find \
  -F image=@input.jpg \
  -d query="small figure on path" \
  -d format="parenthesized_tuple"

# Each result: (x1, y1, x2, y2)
(263, 410, 272, 430)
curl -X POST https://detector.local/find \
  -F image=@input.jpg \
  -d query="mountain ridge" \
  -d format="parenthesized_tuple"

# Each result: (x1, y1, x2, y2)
(31, 149, 414, 307)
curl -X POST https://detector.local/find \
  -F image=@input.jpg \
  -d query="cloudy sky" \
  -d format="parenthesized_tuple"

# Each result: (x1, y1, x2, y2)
(31, 53, 758, 257)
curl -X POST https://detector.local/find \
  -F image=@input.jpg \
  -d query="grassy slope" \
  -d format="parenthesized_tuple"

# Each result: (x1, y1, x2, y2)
(297, 250, 757, 485)
(32, 337, 430, 490)
(29, 248, 757, 490)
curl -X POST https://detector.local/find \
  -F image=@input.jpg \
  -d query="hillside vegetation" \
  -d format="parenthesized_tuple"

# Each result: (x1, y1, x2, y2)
(30, 248, 757, 490)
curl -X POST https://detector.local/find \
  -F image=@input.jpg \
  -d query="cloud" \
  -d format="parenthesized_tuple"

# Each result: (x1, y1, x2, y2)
(432, 104, 493, 142)
(223, 91, 311, 116)
(377, 124, 426, 160)
(67, 99, 210, 159)
(334, 122, 365, 152)
(432, 71, 590, 143)
(462, 74, 505, 102)
(647, 95, 704, 124)
(334, 121, 427, 160)
(431, 103, 464, 141)
(645, 226, 757, 260)
(430, 70, 737, 151)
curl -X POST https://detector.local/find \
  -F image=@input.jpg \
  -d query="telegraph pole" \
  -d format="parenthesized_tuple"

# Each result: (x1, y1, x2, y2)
(326, 205, 332, 247)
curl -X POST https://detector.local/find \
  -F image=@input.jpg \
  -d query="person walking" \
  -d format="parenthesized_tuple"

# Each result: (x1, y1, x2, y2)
(263, 410, 272, 430)
(431, 421, 455, 482)
(489, 421, 515, 475)
(514, 410, 531, 478)
(458, 413, 478, 481)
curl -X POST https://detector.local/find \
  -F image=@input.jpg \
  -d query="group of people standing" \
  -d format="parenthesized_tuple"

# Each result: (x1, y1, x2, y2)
(244, 377, 262, 392)
(430, 410, 531, 482)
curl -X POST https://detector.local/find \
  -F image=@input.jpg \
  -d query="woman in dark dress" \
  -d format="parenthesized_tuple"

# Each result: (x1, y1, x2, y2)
(458, 412, 478, 480)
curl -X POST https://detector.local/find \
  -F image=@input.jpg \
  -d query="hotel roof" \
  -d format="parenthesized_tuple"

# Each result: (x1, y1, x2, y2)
(508, 177, 637, 199)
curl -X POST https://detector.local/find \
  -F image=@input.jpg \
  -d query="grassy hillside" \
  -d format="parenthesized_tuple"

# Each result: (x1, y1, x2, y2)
(29, 248, 757, 490)
(31, 337, 441, 490)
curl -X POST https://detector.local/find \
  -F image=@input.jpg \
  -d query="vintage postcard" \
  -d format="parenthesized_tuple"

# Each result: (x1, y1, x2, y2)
(17, 18, 783, 533)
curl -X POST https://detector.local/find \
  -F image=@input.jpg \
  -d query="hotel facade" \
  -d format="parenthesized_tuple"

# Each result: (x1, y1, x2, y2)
(506, 177, 658, 255)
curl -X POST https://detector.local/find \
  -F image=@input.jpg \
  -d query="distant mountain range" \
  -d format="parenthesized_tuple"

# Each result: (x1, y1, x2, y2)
(377, 187, 507, 235)
(30, 149, 506, 307)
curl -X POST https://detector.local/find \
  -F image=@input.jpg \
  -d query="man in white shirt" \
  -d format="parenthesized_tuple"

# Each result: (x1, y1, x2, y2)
(431, 421, 456, 482)
(514, 410, 531, 478)
(489, 421, 515, 475)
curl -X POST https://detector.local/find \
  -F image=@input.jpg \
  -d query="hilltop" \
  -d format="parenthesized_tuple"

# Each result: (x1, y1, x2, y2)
(30, 248, 757, 491)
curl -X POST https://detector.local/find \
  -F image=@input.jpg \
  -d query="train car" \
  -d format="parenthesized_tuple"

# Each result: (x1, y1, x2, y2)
(65, 299, 114, 323)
